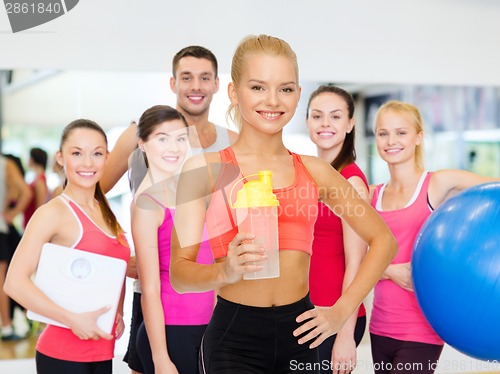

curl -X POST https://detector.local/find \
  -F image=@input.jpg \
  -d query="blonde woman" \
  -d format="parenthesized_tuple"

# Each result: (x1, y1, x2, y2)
(370, 100, 500, 374)
(171, 35, 397, 373)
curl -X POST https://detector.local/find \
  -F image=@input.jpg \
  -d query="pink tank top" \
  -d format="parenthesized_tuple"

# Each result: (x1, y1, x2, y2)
(37, 195, 130, 362)
(156, 204, 214, 325)
(309, 163, 366, 317)
(370, 172, 443, 345)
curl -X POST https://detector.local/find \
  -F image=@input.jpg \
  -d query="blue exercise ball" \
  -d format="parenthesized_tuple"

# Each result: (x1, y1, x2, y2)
(412, 182, 500, 361)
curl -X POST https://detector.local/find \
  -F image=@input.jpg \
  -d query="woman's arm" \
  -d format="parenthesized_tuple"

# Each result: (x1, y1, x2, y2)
(125, 255, 139, 279)
(380, 262, 413, 291)
(4, 203, 113, 340)
(295, 156, 397, 347)
(115, 279, 127, 339)
(132, 201, 175, 370)
(430, 169, 500, 208)
(330, 175, 368, 371)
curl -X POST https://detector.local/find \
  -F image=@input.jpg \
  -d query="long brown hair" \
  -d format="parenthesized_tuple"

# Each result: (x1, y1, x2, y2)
(306, 85, 356, 172)
(60, 119, 125, 241)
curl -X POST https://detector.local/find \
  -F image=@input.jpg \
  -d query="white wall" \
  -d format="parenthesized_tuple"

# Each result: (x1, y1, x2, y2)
(1, 0, 500, 86)
(1, 71, 232, 129)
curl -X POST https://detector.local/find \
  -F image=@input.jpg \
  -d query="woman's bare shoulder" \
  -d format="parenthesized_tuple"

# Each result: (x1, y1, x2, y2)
(298, 154, 340, 182)
(23, 197, 69, 240)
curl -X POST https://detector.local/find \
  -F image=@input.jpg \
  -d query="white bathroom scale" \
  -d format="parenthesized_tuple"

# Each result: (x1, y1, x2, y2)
(27, 242, 127, 334)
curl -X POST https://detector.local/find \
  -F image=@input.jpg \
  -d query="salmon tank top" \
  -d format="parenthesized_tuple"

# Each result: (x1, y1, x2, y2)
(206, 147, 318, 259)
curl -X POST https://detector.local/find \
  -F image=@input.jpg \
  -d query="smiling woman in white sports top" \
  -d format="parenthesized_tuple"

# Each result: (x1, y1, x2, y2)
(369, 100, 500, 374)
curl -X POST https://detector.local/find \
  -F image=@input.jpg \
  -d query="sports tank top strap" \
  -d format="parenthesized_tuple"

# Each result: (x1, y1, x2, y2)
(220, 147, 312, 175)
(371, 184, 382, 208)
(373, 171, 431, 211)
(57, 194, 129, 261)
(216, 147, 316, 193)
(211, 147, 241, 196)
(404, 171, 431, 207)
(221, 147, 302, 166)
(288, 151, 317, 186)
(58, 194, 115, 239)
(415, 171, 432, 204)
(138, 193, 167, 210)
(219, 146, 237, 164)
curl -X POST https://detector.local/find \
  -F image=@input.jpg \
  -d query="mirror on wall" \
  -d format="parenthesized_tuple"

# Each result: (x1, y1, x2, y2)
(359, 84, 500, 183)
(1, 69, 500, 362)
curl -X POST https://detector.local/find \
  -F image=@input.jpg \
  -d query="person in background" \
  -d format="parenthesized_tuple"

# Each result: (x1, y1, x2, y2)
(306, 85, 368, 374)
(98, 120, 144, 374)
(130, 105, 214, 373)
(169, 45, 238, 152)
(50, 156, 66, 199)
(100, 45, 238, 193)
(4, 153, 26, 178)
(3, 154, 31, 334)
(370, 100, 500, 374)
(4, 119, 130, 374)
(0, 154, 31, 341)
(170, 34, 397, 373)
(23, 147, 49, 228)
(103, 45, 237, 374)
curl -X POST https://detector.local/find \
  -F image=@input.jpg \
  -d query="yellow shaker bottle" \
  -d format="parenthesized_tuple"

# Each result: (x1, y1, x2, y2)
(233, 170, 280, 280)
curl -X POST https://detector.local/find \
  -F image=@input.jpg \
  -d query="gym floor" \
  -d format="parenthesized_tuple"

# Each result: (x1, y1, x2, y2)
(1, 282, 499, 374)
(2, 335, 499, 374)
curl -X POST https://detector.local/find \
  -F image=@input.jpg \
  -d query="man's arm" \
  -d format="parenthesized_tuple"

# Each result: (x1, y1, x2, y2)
(101, 122, 138, 194)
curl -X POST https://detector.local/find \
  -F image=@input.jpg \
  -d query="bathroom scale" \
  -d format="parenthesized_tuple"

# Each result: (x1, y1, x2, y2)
(27, 242, 127, 334)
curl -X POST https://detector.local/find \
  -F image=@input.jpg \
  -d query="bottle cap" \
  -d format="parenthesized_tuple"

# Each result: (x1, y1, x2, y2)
(233, 170, 279, 208)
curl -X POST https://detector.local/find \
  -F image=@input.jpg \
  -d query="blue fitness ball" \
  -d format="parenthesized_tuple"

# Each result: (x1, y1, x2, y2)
(412, 182, 500, 361)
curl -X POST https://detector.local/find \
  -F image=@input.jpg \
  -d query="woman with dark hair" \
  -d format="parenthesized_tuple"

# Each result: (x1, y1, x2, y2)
(306, 85, 368, 374)
(131, 105, 214, 374)
(4, 119, 130, 373)
(24, 147, 49, 228)
(0, 153, 31, 341)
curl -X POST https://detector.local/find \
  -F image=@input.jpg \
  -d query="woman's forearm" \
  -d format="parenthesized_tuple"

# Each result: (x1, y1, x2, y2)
(170, 256, 227, 294)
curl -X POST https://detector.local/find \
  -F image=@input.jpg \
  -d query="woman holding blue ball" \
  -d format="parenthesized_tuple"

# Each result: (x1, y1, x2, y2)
(370, 100, 500, 374)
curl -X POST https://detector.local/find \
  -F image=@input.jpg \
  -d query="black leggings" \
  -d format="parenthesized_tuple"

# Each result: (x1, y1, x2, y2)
(200, 294, 320, 374)
(36, 351, 112, 374)
(136, 321, 207, 374)
(123, 292, 144, 372)
(370, 333, 444, 374)
(317, 316, 366, 374)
